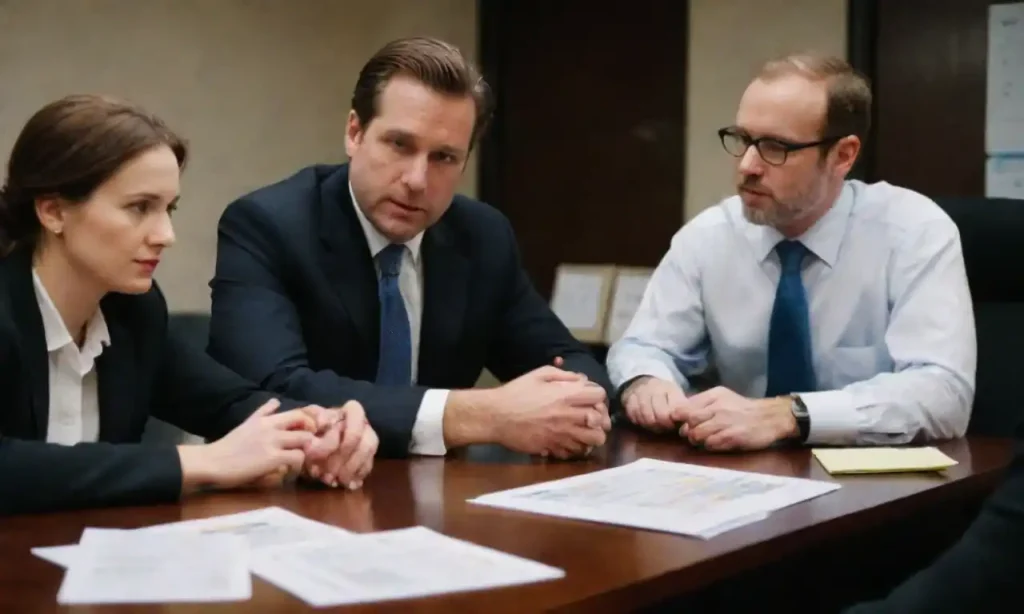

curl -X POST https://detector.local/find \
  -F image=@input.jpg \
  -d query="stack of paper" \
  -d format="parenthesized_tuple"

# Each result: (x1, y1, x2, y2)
(469, 458, 841, 539)
(250, 526, 565, 607)
(56, 527, 250, 605)
(33, 506, 351, 569)
(34, 506, 565, 607)
(812, 447, 958, 475)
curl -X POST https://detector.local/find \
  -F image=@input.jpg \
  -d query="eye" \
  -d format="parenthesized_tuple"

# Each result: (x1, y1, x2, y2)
(167, 201, 179, 216)
(760, 139, 789, 155)
(433, 152, 459, 164)
(129, 201, 150, 214)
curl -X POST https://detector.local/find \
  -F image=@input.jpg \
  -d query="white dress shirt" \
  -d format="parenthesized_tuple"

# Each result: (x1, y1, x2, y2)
(349, 183, 450, 456)
(32, 270, 110, 446)
(607, 180, 977, 445)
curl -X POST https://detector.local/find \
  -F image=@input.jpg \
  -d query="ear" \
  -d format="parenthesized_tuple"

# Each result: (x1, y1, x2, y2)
(34, 196, 67, 237)
(344, 110, 365, 158)
(831, 135, 861, 178)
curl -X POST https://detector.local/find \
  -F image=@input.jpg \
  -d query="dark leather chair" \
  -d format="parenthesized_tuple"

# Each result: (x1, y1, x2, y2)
(140, 312, 212, 444)
(935, 196, 1024, 436)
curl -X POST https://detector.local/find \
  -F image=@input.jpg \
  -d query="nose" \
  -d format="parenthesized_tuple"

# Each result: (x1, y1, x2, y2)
(149, 211, 176, 248)
(737, 144, 764, 176)
(402, 155, 429, 192)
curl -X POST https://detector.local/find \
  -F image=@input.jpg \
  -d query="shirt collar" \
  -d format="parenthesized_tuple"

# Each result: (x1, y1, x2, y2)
(745, 181, 855, 267)
(32, 269, 111, 356)
(348, 180, 423, 264)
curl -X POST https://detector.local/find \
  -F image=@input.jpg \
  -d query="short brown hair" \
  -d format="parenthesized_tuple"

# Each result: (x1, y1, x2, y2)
(0, 94, 187, 255)
(756, 53, 872, 144)
(351, 36, 493, 149)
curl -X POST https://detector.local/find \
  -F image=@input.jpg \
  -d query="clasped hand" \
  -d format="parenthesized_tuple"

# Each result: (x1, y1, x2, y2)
(196, 399, 379, 492)
(623, 378, 796, 451)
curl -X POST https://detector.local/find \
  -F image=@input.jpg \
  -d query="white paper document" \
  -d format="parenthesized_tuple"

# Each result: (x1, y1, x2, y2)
(550, 270, 606, 329)
(987, 3, 1024, 154)
(469, 458, 841, 539)
(250, 526, 564, 607)
(604, 269, 652, 343)
(56, 527, 251, 605)
(986, 155, 1024, 199)
(33, 506, 351, 569)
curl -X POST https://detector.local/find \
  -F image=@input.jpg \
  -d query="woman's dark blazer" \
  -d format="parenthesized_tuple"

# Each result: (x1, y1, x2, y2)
(0, 248, 299, 516)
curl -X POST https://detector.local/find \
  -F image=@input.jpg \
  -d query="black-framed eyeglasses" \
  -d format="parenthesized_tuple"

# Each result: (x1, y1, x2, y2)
(718, 127, 842, 166)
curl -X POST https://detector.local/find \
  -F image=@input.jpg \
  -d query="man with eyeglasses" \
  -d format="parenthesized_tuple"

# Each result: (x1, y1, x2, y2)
(605, 53, 976, 452)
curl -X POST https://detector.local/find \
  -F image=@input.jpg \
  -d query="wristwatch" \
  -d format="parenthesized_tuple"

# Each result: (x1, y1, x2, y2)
(789, 395, 810, 442)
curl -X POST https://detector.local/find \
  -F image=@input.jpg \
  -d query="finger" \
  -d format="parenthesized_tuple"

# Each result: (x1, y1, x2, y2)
(353, 446, 375, 484)
(341, 432, 379, 489)
(704, 426, 746, 452)
(653, 393, 678, 431)
(682, 404, 716, 426)
(687, 387, 724, 410)
(267, 409, 317, 432)
(552, 356, 565, 368)
(304, 422, 342, 462)
(276, 429, 317, 450)
(534, 365, 585, 382)
(637, 394, 660, 429)
(249, 398, 282, 420)
(624, 394, 643, 425)
(560, 424, 606, 449)
(277, 449, 307, 475)
(689, 415, 729, 445)
(563, 384, 606, 408)
(648, 391, 672, 431)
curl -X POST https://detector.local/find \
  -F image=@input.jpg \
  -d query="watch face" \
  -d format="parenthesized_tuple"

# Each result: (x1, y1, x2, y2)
(791, 397, 809, 418)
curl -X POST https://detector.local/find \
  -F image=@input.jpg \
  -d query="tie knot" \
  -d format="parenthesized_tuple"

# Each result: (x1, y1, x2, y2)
(775, 240, 807, 273)
(377, 244, 405, 278)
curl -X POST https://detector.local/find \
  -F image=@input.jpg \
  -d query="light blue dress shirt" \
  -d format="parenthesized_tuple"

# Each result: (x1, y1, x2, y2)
(607, 180, 976, 445)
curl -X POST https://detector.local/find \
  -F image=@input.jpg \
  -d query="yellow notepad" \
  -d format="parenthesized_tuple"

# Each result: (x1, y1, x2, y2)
(812, 447, 958, 475)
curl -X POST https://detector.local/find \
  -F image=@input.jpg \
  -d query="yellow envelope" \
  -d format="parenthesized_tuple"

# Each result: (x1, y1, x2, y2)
(812, 447, 958, 475)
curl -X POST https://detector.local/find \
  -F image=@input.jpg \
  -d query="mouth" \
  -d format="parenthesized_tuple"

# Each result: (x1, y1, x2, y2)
(741, 186, 770, 197)
(387, 198, 421, 214)
(135, 259, 160, 272)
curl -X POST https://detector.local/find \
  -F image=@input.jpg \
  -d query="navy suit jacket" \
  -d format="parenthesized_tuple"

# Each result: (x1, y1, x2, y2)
(208, 163, 612, 456)
(0, 247, 298, 516)
(843, 425, 1024, 613)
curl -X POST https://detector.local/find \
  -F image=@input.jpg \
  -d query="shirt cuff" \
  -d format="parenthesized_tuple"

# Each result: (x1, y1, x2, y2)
(615, 361, 683, 393)
(409, 389, 449, 456)
(799, 389, 861, 444)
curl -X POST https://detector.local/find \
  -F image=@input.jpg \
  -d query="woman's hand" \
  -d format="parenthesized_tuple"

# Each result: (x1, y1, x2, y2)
(177, 399, 317, 493)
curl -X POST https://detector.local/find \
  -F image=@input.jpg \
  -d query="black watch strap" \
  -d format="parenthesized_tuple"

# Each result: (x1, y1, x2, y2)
(790, 395, 811, 442)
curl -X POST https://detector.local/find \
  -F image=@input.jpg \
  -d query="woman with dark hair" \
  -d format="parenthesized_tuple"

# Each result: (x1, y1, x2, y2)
(0, 95, 378, 516)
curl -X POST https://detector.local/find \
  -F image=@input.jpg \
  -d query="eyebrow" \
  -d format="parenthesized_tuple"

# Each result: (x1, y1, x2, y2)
(383, 129, 467, 158)
(127, 193, 180, 205)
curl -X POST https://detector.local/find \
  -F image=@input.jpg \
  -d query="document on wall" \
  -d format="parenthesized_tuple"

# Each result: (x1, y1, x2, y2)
(987, 3, 1024, 154)
(33, 506, 351, 569)
(550, 266, 611, 333)
(56, 528, 251, 605)
(604, 268, 653, 344)
(986, 155, 1024, 198)
(249, 526, 564, 607)
(469, 458, 841, 539)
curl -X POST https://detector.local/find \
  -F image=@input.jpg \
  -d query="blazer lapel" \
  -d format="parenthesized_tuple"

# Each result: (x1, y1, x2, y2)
(418, 220, 469, 384)
(95, 310, 135, 442)
(317, 165, 380, 358)
(3, 249, 51, 437)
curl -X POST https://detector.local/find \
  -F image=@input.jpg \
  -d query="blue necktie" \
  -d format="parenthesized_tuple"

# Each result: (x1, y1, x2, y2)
(765, 240, 816, 397)
(375, 244, 412, 385)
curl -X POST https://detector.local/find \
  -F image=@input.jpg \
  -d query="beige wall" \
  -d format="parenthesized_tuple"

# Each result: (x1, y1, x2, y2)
(0, 0, 477, 313)
(685, 0, 848, 220)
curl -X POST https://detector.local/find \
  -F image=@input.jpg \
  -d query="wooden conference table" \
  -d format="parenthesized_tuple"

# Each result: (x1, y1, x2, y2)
(0, 429, 1013, 613)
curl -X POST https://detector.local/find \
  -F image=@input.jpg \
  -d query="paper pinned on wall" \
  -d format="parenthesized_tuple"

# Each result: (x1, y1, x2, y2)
(549, 264, 615, 342)
(986, 155, 1024, 199)
(604, 268, 654, 344)
(986, 3, 1024, 154)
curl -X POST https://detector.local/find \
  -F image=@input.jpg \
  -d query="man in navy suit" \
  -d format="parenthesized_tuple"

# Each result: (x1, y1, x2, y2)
(208, 37, 612, 460)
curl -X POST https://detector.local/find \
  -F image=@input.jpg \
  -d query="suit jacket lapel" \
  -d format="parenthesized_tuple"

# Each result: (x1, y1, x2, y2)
(418, 220, 469, 384)
(3, 248, 51, 437)
(317, 165, 380, 359)
(95, 309, 135, 442)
